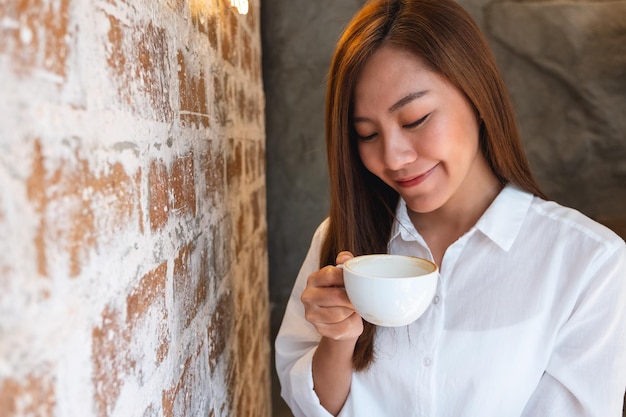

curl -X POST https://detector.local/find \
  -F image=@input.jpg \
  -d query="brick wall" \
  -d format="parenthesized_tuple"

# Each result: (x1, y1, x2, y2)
(0, 0, 269, 416)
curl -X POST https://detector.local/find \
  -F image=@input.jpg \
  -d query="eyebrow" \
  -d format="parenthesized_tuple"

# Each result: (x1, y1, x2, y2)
(353, 90, 429, 123)
(389, 90, 429, 112)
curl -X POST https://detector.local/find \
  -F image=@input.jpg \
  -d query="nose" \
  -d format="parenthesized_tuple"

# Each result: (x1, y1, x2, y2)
(383, 129, 418, 171)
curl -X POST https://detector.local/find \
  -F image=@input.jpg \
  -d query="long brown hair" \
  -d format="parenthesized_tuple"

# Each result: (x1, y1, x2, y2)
(321, 0, 546, 371)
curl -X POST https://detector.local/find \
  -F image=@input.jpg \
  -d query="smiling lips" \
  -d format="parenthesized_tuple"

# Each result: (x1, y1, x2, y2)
(395, 164, 438, 188)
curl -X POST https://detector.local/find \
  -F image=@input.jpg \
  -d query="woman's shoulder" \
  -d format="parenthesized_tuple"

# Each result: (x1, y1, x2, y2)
(529, 196, 625, 250)
(315, 217, 330, 233)
(301, 217, 330, 257)
(312, 217, 330, 242)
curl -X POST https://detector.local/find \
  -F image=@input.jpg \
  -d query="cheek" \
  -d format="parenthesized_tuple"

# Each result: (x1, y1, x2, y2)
(416, 122, 450, 158)
(431, 117, 480, 156)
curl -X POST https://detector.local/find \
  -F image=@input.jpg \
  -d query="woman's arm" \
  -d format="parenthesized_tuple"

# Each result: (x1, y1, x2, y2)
(312, 336, 359, 415)
(275, 221, 364, 417)
(302, 251, 363, 415)
(521, 243, 626, 416)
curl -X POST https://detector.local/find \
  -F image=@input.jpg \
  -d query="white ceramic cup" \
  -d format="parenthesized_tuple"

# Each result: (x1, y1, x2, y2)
(340, 254, 438, 327)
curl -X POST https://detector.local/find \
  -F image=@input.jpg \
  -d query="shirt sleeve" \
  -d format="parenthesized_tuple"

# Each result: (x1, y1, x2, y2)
(274, 219, 339, 417)
(521, 240, 626, 416)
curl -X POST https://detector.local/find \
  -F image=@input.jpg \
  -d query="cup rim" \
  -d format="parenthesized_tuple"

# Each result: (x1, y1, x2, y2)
(342, 254, 438, 279)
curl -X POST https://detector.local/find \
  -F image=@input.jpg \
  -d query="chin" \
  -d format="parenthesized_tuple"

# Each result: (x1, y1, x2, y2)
(402, 189, 447, 214)
(404, 198, 442, 215)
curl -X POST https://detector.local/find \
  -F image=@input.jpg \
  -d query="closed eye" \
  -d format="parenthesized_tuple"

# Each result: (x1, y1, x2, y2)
(403, 113, 430, 129)
(356, 132, 377, 141)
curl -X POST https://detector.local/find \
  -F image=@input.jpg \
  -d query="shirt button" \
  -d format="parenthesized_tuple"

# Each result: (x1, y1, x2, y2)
(432, 295, 440, 304)
(423, 357, 432, 367)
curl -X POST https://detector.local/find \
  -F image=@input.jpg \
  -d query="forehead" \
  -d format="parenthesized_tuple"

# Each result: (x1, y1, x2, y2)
(353, 45, 448, 112)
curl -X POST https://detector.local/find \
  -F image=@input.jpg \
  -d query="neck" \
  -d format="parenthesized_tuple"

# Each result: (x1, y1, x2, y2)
(408, 157, 503, 265)
(414, 180, 502, 231)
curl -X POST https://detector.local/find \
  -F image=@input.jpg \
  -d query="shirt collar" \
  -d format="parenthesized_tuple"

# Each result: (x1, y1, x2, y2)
(391, 199, 421, 243)
(390, 183, 534, 251)
(474, 183, 534, 251)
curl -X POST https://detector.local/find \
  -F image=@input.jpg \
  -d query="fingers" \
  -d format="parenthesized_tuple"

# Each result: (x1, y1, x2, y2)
(300, 251, 363, 341)
(304, 303, 355, 326)
(302, 285, 349, 308)
(307, 264, 345, 288)
(314, 311, 364, 341)
(301, 273, 354, 320)
(335, 251, 354, 266)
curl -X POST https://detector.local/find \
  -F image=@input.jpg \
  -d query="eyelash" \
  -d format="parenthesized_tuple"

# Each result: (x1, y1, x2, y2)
(404, 113, 430, 129)
(356, 113, 430, 141)
(357, 132, 377, 141)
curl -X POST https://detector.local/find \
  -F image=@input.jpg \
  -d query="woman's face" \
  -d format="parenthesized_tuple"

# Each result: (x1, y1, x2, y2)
(353, 45, 493, 215)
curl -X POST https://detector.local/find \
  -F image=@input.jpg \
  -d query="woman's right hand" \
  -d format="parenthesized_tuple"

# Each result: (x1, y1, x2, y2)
(301, 251, 364, 342)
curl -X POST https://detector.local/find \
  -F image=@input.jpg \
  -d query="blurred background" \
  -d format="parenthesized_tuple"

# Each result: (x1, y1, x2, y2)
(262, 0, 626, 415)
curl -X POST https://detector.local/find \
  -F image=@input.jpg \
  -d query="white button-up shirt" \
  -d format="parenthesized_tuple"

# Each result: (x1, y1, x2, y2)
(275, 184, 626, 417)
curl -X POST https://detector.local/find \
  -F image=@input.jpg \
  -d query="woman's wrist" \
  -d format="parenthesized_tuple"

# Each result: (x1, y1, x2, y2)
(312, 336, 357, 415)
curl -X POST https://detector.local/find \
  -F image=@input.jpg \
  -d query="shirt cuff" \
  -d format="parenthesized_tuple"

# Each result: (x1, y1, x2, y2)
(289, 346, 337, 417)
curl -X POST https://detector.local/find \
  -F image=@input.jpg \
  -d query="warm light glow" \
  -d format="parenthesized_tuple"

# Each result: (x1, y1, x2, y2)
(228, 0, 249, 15)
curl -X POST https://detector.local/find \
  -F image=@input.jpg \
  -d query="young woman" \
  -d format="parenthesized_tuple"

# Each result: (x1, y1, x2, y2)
(275, 1, 626, 416)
